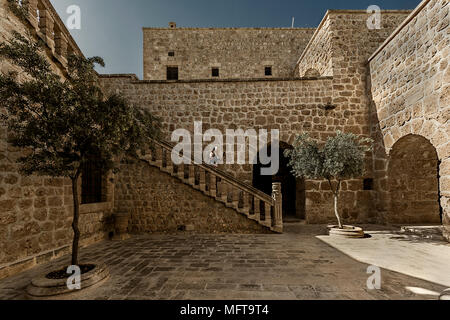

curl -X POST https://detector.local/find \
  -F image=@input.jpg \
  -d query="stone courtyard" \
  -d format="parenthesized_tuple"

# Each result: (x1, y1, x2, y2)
(0, 0, 449, 301)
(0, 225, 448, 300)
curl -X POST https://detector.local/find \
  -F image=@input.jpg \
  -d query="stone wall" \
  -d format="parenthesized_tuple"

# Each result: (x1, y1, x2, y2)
(100, 76, 334, 183)
(368, 0, 449, 238)
(115, 159, 270, 234)
(296, 10, 411, 78)
(295, 13, 334, 77)
(295, 10, 411, 224)
(0, 0, 114, 279)
(143, 27, 315, 80)
(100, 75, 379, 225)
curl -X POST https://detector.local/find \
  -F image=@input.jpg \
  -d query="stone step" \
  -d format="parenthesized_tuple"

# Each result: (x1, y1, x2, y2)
(142, 146, 277, 233)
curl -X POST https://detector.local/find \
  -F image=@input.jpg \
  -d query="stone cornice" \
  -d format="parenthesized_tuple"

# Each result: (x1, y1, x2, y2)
(99, 73, 333, 84)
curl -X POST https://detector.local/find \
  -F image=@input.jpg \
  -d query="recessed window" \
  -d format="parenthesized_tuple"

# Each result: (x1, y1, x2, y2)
(167, 66, 178, 80)
(363, 178, 374, 191)
(168, 51, 175, 57)
(212, 68, 219, 77)
(82, 156, 106, 204)
(265, 66, 272, 76)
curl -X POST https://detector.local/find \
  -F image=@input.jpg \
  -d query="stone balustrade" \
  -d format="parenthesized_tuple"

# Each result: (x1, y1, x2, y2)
(16, 0, 83, 68)
(141, 139, 283, 233)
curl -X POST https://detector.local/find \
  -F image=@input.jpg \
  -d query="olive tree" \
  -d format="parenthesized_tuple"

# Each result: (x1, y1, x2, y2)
(284, 131, 372, 229)
(0, 29, 159, 265)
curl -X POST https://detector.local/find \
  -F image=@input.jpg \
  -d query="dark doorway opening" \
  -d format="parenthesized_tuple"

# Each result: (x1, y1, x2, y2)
(252, 142, 305, 220)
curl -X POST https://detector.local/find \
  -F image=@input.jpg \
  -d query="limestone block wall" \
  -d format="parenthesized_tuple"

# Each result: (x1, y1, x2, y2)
(0, 0, 114, 279)
(368, 0, 449, 237)
(295, 10, 411, 224)
(295, 14, 334, 77)
(295, 10, 410, 79)
(100, 75, 378, 225)
(115, 159, 270, 234)
(100, 76, 334, 182)
(143, 28, 315, 80)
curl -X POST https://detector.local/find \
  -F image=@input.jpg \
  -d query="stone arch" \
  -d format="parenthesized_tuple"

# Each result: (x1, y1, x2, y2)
(383, 119, 446, 158)
(387, 134, 442, 224)
(252, 141, 306, 220)
(303, 68, 320, 77)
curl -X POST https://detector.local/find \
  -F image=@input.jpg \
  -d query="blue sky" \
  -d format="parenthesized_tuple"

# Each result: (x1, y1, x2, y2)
(50, 0, 421, 79)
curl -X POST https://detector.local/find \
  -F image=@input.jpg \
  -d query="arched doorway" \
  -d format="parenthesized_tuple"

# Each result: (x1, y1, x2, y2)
(388, 134, 442, 224)
(252, 142, 305, 220)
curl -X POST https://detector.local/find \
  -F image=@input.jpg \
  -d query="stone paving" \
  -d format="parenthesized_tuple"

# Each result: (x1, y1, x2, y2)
(0, 225, 447, 300)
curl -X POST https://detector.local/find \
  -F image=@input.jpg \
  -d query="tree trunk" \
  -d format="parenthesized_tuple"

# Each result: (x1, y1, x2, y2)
(71, 174, 81, 266)
(334, 193, 343, 229)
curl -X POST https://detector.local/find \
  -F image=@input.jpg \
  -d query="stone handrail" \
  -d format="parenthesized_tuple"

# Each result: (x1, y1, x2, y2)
(16, 0, 84, 68)
(142, 138, 283, 233)
(154, 139, 273, 202)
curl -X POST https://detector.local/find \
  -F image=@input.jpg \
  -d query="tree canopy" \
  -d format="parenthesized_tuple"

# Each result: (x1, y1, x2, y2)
(284, 131, 373, 228)
(0, 29, 159, 265)
(284, 131, 372, 182)
(0, 31, 159, 180)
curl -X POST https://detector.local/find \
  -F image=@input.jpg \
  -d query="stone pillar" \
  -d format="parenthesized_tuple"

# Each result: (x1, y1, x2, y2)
(272, 182, 283, 233)
(177, 163, 185, 180)
(221, 181, 228, 203)
(254, 197, 260, 221)
(37, 2, 55, 51)
(154, 145, 162, 168)
(54, 27, 68, 63)
(188, 165, 195, 186)
(209, 174, 217, 198)
(199, 168, 206, 192)
(242, 192, 250, 215)
(232, 187, 240, 209)
(264, 202, 272, 227)
(26, 0, 38, 29)
(165, 149, 173, 173)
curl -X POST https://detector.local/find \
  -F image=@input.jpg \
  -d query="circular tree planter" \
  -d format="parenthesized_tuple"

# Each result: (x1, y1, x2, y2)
(328, 225, 365, 238)
(26, 263, 109, 300)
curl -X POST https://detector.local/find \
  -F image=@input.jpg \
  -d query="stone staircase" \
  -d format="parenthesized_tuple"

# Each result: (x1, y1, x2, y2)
(140, 139, 283, 233)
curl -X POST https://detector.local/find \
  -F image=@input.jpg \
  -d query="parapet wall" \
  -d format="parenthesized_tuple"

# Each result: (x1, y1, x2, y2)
(296, 10, 411, 78)
(368, 0, 449, 237)
(143, 27, 315, 80)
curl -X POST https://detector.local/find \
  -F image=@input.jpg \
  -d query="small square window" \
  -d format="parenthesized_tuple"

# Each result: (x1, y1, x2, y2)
(212, 68, 219, 77)
(265, 66, 272, 76)
(363, 178, 374, 191)
(168, 51, 175, 57)
(82, 156, 106, 204)
(167, 66, 178, 80)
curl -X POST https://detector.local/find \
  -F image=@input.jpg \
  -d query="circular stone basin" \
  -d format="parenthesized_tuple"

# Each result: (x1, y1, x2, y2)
(26, 262, 109, 300)
(328, 225, 365, 238)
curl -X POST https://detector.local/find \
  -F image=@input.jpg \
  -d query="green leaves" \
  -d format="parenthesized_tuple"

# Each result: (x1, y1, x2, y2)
(284, 133, 325, 180)
(285, 131, 373, 183)
(0, 32, 160, 179)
